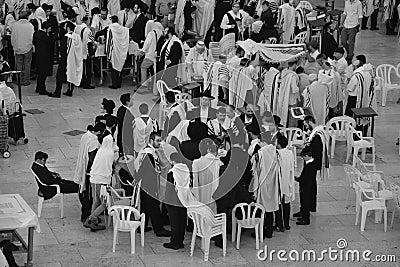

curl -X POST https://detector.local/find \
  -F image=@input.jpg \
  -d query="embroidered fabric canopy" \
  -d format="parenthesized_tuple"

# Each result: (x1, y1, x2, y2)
(236, 39, 307, 63)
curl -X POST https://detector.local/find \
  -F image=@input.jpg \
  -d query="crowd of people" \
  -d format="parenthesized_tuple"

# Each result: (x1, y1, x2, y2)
(3, 0, 392, 262)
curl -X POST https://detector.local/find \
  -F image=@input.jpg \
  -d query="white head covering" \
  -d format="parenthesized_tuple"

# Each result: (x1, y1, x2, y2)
(318, 69, 334, 84)
(90, 135, 115, 180)
(145, 20, 163, 37)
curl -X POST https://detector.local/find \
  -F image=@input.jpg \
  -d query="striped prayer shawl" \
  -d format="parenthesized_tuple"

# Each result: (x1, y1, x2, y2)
(106, 30, 113, 63)
(270, 72, 280, 111)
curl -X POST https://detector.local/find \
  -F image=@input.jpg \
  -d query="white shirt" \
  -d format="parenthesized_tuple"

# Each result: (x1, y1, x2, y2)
(343, 0, 363, 28)
(91, 14, 111, 32)
(200, 107, 208, 124)
(141, 30, 159, 62)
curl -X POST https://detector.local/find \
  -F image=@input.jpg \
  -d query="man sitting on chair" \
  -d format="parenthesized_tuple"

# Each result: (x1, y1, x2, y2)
(32, 151, 79, 200)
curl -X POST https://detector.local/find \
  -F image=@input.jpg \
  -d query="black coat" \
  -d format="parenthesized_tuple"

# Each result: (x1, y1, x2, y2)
(116, 106, 135, 155)
(129, 13, 148, 45)
(298, 160, 318, 212)
(32, 162, 59, 200)
(308, 134, 323, 171)
(33, 30, 56, 76)
(135, 151, 159, 197)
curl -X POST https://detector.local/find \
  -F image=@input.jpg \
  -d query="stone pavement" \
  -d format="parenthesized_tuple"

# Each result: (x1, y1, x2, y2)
(1, 20, 400, 267)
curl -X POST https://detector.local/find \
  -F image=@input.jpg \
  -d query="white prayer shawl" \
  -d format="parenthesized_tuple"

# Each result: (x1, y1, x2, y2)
(192, 153, 223, 213)
(207, 118, 229, 137)
(229, 65, 255, 108)
(174, 0, 186, 37)
(133, 116, 158, 153)
(186, 47, 210, 78)
(277, 148, 295, 203)
(66, 32, 83, 86)
(303, 81, 330, 125)
(134, 144, 158, 172)
(295, 5, 307, 30)
(257, 67, 280, 115)
(106, 23, 129, 72)
(248, 138, 261, 156)
(194, 0, 215, 37)
(307, 125, 330, 181)
(278, 3, 295, 43)
(89, 135, 115, 185)
(250, 144, 280, 212)
(73, 131, 100, 193)
(0, 82, 17, 114)
(203, 61, 230, 107)
(172, 163, 203, 208)
(273, 69, 294, 127)
(166, 119, 190, 143)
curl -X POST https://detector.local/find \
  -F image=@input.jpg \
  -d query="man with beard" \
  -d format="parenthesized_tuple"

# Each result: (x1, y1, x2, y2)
(130, 2, 148, 45)
(188, 91, 217, 123)
(134, 131, 171, 236)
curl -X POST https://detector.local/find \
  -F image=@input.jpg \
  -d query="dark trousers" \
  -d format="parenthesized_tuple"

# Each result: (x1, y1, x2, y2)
(166, 204, 186, 246)
(274, 200, 291, 229)
(0, 240, 18, 267)
(264, 212, 274, 237)
(362, 8, 379, 29)
(111, 68, 122, 88)
(140, 190, 164, 233)
(54, 61, 67, 96)
(36, 75, 47, 93)
(81, 57, 92, 87)
(299, 187, 311, 222)
(59, 179, 79, 194)
(78, 175, 93, 222)
(340, 27, 357, 60)
(345, 95, 357, 117)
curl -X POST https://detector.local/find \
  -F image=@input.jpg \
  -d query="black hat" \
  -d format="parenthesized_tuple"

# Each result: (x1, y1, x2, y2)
(334, 47, 345, 55)
(120, 93, 131, 104)
(66, 9, 78, 19)
(300, 145, 312, 157)
(273, 115, 283, 127)
(27, 3, 37, 9)
(199, 90, 214, 99)
(102, 98, 116, 112)
(246, 123, 261, 136)
(42, 3, 53, 10)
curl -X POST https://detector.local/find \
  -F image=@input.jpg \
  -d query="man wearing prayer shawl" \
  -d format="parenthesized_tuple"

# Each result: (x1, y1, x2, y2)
(293, 0, 307, 34)
(106, 15, 129, 89)
(134, 131, 171, 236)
(229, 58, 255, 108)
(257, 62, 280, 115)
(302, 69, 332, 126)
(345, 55, 375, 135)
(303, 115, 330, 181)
(274, 134, 295, 231)
(277, 0, 295, 44)
(249, 142, 280, 238)
(163, 153, 189, 250)
(65, 25, 83, 96)
(293, 146, 318, 225)
(163, 91, 187, 137)
(192, 139, 223, 213)
(133, 103, 159, 154)
(207, 107, 230, 140)
(272, 60, 299, 127)
(74, 124, 103, 222)
(186, 40, 210, 80)
(203, 54, 230, 106)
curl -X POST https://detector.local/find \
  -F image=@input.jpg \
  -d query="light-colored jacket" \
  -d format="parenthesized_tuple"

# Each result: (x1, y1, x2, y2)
(11, 19, 34, 54)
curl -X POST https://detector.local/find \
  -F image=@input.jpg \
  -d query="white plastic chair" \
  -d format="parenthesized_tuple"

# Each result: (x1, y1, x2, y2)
(364, 172, 394, 205)
(175, 92, 191, 104)
(290, 31, 308, 44)
(109, 205, 145, 254)
(327, 116, 356, 158)
(354, 182, 387, 232)
(345, 124, 376, 170)
(390, 184, 400, 228)
(188, 206, 226, 261)
(299, 0, 313, 10)
(32, 170, 64, 218)
(343, 164, 371, 209)
(232, 203, 265, 249)
(110, 179, 142, 212)
(375, 64, 400, 106)
(157, 80, 181, 129)
(268, 37, 277, 44)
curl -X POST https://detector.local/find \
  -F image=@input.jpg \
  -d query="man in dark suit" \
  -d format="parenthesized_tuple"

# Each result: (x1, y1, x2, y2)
(179, 119, 209, 165)
(129, 2, 148, 46)
(187, 91, 217, 123)
(32, 151, 79, 200)
(116, 93, 134, 155)
(294, 146, 318, 225)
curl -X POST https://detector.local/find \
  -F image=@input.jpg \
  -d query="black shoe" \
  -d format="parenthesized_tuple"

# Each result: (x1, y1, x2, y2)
(83, 85, 95, 89)
(297, 217, 304, 222)
(370, 27, 379, 30)
(48, 92, 60, 98)
(108, 85, 119, 89)
(63, 91, 73, 97)
(361, 27, 368, 30)
(273, 226, 285, 232)
(296, 220, 310, 225)
(285, 226, 291, 231)
(83, 218, 106, 231)
(293, 211, 302, 218)
(39, 91, 50, 95)
(163, 242, 184, 250)
(156, 229, 171, 237)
